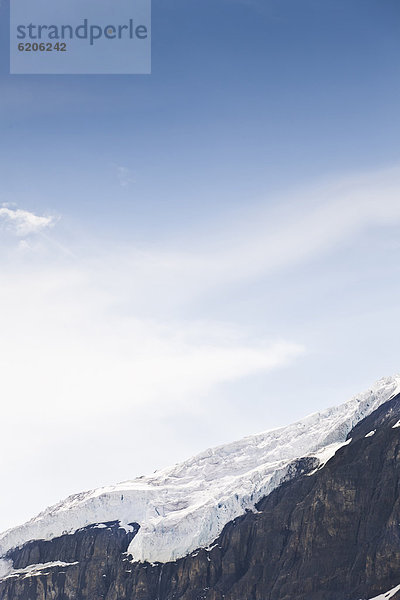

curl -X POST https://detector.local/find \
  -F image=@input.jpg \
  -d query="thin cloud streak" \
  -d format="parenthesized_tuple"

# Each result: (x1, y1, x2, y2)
(86, 165, 400, 313)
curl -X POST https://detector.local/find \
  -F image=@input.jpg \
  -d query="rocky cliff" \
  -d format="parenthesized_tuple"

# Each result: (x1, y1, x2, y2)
(2, 391, 400, 600)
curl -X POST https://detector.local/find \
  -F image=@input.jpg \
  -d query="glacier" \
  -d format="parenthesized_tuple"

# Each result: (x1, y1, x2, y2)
(0, 375, 399, 575)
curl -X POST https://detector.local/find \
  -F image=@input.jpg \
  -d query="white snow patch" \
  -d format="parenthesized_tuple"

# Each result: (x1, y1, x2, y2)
(392, 420, 400, 429)
(119, 522, 136, 534)
(365, 583, 400, 599)
(365, 430, 376, 437)
(0, 561, 78, 581)
(0, 375, 399, 565)
(306, 438, 352, 475)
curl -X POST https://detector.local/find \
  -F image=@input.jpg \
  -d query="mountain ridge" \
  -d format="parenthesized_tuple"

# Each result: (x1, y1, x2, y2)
(1, 375, 399, 571)
(2, 375, 400, 600)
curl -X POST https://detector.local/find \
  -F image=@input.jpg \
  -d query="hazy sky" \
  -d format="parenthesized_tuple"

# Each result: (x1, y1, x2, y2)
(0, 0, 400, 532)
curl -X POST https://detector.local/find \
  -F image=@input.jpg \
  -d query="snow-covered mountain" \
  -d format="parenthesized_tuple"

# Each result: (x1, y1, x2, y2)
(1, 374, 399, 578)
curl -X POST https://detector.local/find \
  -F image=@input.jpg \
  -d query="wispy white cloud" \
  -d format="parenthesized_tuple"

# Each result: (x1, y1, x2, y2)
(78, 165, 400, 318)
(116, 165, 135, 187)
(0, 206, 56, 236)
(1, 165, 398, 424)
(0, 262, 304, 421)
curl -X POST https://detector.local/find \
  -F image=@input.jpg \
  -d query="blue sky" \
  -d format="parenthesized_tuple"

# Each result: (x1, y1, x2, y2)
(0, 0, 400, 531)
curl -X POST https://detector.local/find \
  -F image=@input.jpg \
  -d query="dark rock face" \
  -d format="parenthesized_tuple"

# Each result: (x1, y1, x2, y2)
(0, 522, 139, 600)
(2, 395, 400, 600)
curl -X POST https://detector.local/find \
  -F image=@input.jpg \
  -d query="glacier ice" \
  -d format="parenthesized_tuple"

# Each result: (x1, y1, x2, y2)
(0, 375, 399, 573)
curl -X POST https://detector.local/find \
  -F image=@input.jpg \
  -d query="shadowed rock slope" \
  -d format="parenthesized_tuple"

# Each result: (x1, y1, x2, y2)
(2, 394, 400, 600)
